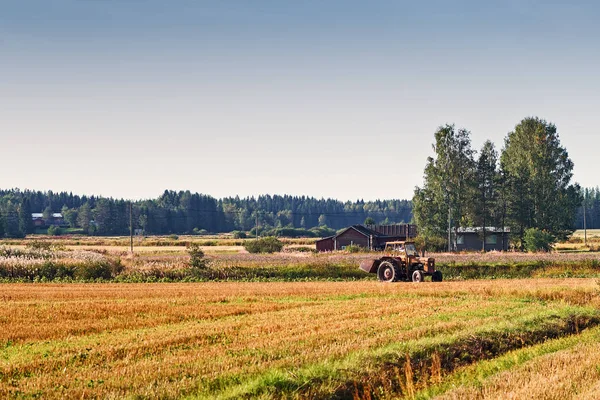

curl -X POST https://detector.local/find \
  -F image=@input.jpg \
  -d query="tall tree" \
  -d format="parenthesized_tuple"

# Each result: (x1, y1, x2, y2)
(473, 141, 498, 250)
(413, 124, 476, 251)
(500, 117, 581, 246)
(77, 202, 93, 232)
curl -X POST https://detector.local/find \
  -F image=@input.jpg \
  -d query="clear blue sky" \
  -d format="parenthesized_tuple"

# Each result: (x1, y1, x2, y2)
(1, 1, 598, 201)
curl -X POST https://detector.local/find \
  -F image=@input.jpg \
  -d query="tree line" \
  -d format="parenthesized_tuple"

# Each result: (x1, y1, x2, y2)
(0, 190, 412, 238)
(413, 117, 583, 250)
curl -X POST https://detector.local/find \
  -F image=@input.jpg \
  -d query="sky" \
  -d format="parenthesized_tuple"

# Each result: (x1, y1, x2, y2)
(1, 0, 599, 201)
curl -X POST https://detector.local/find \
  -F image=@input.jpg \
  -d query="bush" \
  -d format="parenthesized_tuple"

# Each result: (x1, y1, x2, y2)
(244, 237, 284, 254)
(26, 240, 52, 251)
(232, 231, 247, 239)
(344, 244, 364, 253)
(169, 234, 179, 240)
(524, 228, 555, 252)
(47, 226, 63, 236)
(74, 261, 122, 280)
(309, 225, 336, 238)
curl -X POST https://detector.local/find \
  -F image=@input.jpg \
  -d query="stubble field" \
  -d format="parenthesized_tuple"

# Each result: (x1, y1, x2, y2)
(3, 279, 600, 399)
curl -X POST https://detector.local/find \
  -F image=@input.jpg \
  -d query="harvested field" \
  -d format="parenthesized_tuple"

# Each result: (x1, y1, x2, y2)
(2, 279, 600, 399)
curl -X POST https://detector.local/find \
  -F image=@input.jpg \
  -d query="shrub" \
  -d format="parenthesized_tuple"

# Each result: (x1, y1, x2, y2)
(74, 260, 122, 280)
(26, 240, 52, 251)
(187, 243, 208, 269)
(47, 226, 63, 236)
(232, 231, 247, 239)
(285, 246, 316, 253)
(244, 237, 284, 254)
(524, 228, 555, 252)
(169, 234, 179, 240)
(344, 244, 364, 253)
(309, 225, 336, 238)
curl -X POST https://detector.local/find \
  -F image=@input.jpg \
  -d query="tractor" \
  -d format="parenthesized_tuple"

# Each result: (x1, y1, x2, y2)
(359, 241, 442, 282)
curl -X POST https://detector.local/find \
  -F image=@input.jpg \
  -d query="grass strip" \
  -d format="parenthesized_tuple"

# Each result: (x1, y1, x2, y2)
(188, 306, 600, 399)
(414, 325, 600, 399)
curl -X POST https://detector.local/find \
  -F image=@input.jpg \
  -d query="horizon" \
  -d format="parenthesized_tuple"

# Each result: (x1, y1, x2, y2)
(2, 1, 599, 200)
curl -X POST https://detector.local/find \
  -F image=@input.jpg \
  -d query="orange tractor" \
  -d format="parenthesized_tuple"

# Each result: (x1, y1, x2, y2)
(359, 241, 442, 282)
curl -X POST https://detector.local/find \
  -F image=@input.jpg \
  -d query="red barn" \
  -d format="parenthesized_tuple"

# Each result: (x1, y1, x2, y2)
(316, 224, 417, 252)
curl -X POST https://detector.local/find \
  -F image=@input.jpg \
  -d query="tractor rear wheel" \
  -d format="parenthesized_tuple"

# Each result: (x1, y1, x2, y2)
(377, 261, 401, 282)
(432, 270, 443, 282)
(411, 270, 424, 283)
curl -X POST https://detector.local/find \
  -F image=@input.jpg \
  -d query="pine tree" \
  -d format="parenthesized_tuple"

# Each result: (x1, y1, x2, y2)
(18, 198, 34, 235)
(473, 141, 499, 250)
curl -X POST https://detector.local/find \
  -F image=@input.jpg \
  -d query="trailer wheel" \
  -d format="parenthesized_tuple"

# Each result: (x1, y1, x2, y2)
(411, 270, 424, 283)
(377, 261, 401, 282)
(432, 271, 443, 282)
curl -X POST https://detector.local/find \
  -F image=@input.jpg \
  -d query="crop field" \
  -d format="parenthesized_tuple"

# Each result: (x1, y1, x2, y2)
(2, 279, 600, 399)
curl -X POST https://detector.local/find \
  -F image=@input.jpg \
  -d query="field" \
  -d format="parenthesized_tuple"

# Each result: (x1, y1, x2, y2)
(2, 279, 600, 399)
(2, 235, 600, 398)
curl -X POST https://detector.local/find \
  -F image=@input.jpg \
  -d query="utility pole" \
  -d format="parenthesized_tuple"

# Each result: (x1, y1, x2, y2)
(130, 202, 133, 253)
(583, 198, 587, 246)
(255, 212, 259, 240)
(447, 206, 452, 252)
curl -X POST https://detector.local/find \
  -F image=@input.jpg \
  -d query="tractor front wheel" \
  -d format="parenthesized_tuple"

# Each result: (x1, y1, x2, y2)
(411, 270, 424, 283)
(377, 261, 401, 282)
(432, 270, 443, 282)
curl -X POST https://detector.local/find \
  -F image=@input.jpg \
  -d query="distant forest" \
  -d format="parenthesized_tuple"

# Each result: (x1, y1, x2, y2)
(578, 187, 600, 230)
(0, 189, 413, 237)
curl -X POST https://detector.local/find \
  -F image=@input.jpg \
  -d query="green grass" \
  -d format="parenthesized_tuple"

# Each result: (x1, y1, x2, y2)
(414, 324, 600, 399)
(191, 306, 600, 399)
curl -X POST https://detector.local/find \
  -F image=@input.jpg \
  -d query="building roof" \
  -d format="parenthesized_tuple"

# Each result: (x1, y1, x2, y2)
(317, 224, 414, 242)
(457, 227, 511, 233)
(31, 213, 63, 219)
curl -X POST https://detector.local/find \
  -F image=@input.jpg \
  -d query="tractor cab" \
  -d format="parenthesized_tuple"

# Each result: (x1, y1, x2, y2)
(384, 241, 419, 257)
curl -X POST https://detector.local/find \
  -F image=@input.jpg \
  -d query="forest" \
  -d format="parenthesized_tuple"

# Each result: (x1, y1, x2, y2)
(0, 190, 412, 237)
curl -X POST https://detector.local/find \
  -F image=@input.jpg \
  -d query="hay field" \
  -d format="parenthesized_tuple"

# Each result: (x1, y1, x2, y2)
(2, 279, 600, 399)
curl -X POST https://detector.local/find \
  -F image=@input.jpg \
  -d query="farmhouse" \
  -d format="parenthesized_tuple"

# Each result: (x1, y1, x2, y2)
(31, 213, 66, 227)
(455, 227, 510, 251)
(316, 224, 417, 252)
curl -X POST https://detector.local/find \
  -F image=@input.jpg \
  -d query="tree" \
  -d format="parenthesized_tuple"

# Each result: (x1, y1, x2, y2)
(317, 214, 326, 226)
(42, 206, 53, 221)
(77, 202, 93, 232)
(0, 213, 5, 237)
(18, 198, 33, 235)
(364, 217, 376, 225)
(62, 206, 78, 228)
(500, 117, 581, 246)
(473, 141, 498, 250)
(187, 243, 208, 269)
(413, 124, 476, 251)
(4, 203, 24, 238)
